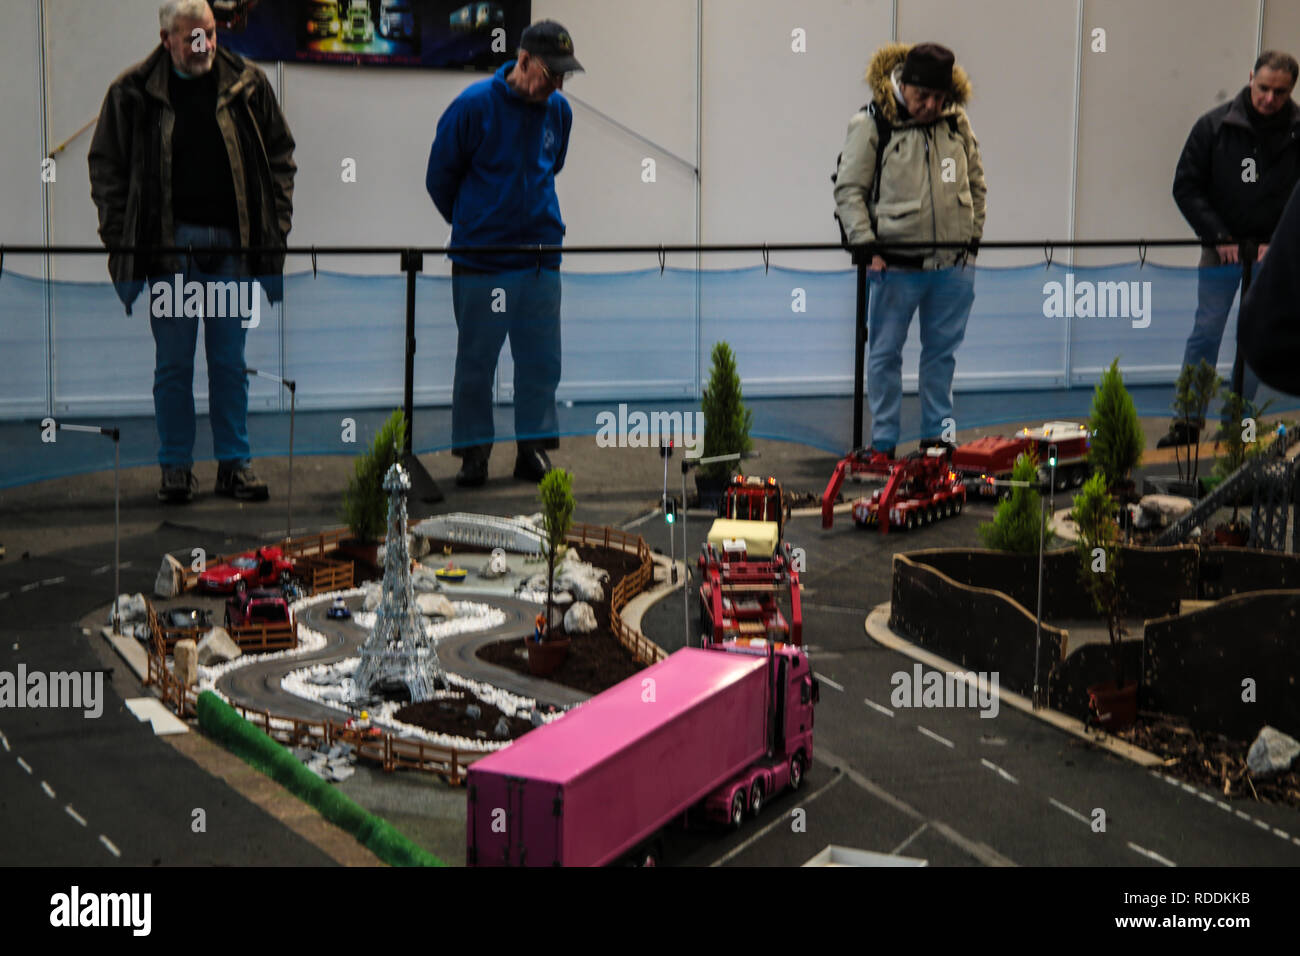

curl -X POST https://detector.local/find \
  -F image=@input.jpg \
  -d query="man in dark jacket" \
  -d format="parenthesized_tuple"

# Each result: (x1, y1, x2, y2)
(88, 0, 295, 503)
(1238, 180, 1300, 396)
(425, 20, 579, 487)
(1164, 50, 1300, 444)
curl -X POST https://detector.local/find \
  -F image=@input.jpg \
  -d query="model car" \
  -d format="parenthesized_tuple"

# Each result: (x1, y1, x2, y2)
(161, 607, 213, 630)
(341, 0, 374, 43)
(224, 588, 291, 629)
(326, 596, 352, 619)
(306, 0, 340, 36)
(198, 546, 295, 594)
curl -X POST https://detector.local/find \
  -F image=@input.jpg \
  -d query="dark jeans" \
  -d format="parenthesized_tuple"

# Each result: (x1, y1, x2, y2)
(450, 265, 562, 458)
(148, 221, 252, 471)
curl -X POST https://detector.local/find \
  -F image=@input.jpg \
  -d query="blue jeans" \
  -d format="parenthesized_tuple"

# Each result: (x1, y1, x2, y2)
(148, 222, 251, 470)
(1181, 253, 1259, 418)
(450, 267, 562, 455)
(867, 265, 976, 449)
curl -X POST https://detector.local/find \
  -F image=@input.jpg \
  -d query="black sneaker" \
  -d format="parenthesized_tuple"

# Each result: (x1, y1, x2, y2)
(866, 444, 896, 461)
(1156, 420, 1201, 448)
(513, 446, 553, 482)
(214, 463, 269, 501)
(158, 468, 196, 503)
(455, 449, 489, 487)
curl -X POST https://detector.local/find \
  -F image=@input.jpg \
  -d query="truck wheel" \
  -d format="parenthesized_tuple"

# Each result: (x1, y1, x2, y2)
(789, 755, 804, 790)
(904, 511, 916, 531)
(730, 791, 745, 829)
(953, 498, 963, 515)
(749, 780, 764, 817)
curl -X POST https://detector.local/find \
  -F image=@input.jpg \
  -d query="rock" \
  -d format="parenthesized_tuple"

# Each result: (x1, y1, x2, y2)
(362, 582, 382, 610)
(1136, 494, 1194, 530)
(530, 709, 545, 728)
(408, 533, 430, 560)
(111, 593, 147, 625)
(1247, 726, 1300, 778)
(481, 550, 509, 579)
(564, 601, 598, 634)
(493, 716, 511, 738)
(416, 593, 456, 618)
(196, 627, 242, 666)
(466, 704, 481, 720)
(410, 567, 443, 593)
(173, 639, 198, 686)
(154, 554, 184, 598)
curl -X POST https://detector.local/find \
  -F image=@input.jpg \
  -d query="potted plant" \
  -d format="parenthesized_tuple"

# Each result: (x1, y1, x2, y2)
(977, 451, 1053, 553)
(1071, 472, 1137, 731)
(527, 467, 575, 677)
(1210, 388, 1272, 546)
(339, 409, 406, 575)
(1161, 359, 1220, 498)
(1087, 358, 1145, 506)
(698, 342, 753, 511)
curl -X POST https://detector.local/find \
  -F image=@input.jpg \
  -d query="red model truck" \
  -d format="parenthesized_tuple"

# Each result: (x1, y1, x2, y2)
(850, 448, 966, 533)
(466, 641, 818, 867)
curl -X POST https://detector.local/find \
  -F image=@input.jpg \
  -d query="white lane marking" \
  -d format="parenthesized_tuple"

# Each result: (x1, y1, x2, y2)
(1128, 841, 1177, 867)
(39, 576, 65, 587)
(709, 773, 843, 867)
(1180, 782, 1198, 794)
(1273, 828, 1290, 840)
(40, 781, 55, 799)
(1254, 819, 1271, 831)
(980, 758, 1019, 785)
(1197, 792, 1216, 804)
(1216, 801, 1232, 812)
(19, 583, 39, 592)
(620, 510, 659, 529)
(1293, 836, 1300, 847)
(863, 697, 894, 718)
(0, 731, 8, 752)
(813, 672, 843, 692)
(91, 565, 110, 575)
(1048, 797, 1091, 826)
(918, 726, 954, 749)
(0, 592, 9, 601)
(64, 805, 87, 827)
(890, 822, 929, 856)
(99, 835, 121, 858)
(1235, 810, 1252, 821)
(17, 757, 32, 774)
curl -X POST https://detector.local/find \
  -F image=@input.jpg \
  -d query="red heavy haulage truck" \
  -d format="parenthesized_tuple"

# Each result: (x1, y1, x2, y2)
(466, 642, 818, 866)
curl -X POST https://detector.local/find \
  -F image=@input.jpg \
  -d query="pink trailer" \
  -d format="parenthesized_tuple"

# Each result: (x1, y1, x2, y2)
(467, 643, 817, 867)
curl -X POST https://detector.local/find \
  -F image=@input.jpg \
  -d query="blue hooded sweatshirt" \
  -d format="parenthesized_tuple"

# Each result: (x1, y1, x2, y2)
(426, 61, 572, 272)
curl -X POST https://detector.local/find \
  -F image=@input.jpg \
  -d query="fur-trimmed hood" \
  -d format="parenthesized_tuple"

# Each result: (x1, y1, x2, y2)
(866, 42, 972, 125)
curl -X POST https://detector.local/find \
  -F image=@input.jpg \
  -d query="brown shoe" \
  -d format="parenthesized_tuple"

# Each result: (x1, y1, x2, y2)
(214, 463, 269, 501)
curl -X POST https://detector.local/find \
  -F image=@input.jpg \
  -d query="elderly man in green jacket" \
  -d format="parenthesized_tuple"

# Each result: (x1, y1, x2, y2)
(834, 41, 986, 459)
(89, 0, 295, 504)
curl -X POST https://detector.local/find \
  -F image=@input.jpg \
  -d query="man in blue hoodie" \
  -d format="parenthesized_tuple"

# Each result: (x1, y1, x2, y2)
(426, 20, 581, 486)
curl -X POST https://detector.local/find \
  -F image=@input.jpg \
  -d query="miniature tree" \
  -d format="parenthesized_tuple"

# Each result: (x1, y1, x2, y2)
(1071, 472, 1126, 686)
(699, 342, 753, 481)
(1087, 359, 1145, 496)
(342, 409, 407, 543)
(1169, 359, 1220, 485)
(978, 451, 1053, 554)
(539, 468, 575, 639)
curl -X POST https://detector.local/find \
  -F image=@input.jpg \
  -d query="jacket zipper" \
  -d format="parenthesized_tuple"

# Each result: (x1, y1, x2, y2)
(925, 129, 938, 264)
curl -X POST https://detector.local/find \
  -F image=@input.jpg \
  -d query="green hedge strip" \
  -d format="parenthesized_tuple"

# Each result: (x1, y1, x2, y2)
(196, 691, 446, 867)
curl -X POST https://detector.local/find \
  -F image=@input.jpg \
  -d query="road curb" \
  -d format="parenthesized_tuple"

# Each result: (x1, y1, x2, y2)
(864, 603, 1169, 768)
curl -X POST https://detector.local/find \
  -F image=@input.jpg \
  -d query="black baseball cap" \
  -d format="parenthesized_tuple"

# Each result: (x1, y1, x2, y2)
(520, 20, 584, 76)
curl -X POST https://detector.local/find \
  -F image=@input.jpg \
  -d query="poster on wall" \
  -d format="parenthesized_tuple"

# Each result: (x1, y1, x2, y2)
(212, 0, 532, 70)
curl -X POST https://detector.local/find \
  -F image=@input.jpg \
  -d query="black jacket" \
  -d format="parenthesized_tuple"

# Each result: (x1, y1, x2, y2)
(1238, 180, 1300, 395)
(88, 45, 295, 311)
(1172, 88, 1300, 243)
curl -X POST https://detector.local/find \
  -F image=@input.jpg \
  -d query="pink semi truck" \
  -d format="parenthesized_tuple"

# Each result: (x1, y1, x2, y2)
(467, 641, 818, 866)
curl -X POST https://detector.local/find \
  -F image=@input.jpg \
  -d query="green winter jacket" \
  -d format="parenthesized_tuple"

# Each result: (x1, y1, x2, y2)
(834, 42, 987, 269)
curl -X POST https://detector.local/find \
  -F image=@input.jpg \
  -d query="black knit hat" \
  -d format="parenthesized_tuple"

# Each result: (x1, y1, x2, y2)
(901, 42, 954, 92)
(520, 20, 584, 75)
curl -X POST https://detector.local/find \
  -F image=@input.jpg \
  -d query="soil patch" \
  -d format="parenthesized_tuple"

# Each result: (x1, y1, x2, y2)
(476, 544, 648, 696)
(394, 696, 534, 741)
(1117, 712, 1300, 810)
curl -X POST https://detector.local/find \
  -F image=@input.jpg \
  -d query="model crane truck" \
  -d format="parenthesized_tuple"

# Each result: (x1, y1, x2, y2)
(466, 640, 818, 866)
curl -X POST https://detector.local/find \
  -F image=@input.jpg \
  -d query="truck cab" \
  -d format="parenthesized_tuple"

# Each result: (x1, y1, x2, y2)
(707, 475, 785, 559)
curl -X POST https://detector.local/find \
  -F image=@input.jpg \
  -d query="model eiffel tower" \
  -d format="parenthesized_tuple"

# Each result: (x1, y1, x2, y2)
(353, 463, 445, 702)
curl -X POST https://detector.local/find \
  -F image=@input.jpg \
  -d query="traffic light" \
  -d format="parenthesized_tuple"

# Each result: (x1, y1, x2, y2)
(664, 497, 676, 524)
(1048, 443, 1058, 468)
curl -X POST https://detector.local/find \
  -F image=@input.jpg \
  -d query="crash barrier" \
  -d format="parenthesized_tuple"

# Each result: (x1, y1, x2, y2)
(568, 521, 666, 665)
(195, 691, 446, 867)
(1197, 547, 1300, 599)
(1144, 590, 1300, 740)
(890, 553, 1066, 698)
(9, 236, 1296, 490)
(156, 619, 297, 655)
(903, 546, 1197, 622)
(177, 529, 354, 595)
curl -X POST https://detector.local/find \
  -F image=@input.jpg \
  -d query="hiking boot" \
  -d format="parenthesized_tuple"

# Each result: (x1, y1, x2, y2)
(455, 449, 489, 487)
(214, 462, 270, 501)
(158, 467, 196, 503)
(513, 446, 553, 482)
(1156, 420, 1201, 448)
